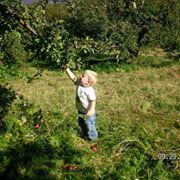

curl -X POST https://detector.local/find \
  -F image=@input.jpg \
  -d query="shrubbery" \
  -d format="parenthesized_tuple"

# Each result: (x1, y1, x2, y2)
(33, 20, 70, 68)
(1, 30, 26, 66)
(65, 0, 108, 39)
(0, 0, 179, 69)
(0, 85, 16, 127)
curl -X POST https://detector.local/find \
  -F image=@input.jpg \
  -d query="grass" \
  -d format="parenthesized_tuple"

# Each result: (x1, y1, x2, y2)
(0, 55, 180, 179)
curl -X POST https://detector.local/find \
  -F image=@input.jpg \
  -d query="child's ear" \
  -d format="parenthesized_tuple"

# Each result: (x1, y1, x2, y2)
(88, 79, 91, 85)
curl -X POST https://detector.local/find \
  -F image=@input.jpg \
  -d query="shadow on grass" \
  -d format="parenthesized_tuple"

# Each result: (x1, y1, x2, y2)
(0, 133, 88, 179)
(0, 140, 56, 179)
(0, 85, 16, 127)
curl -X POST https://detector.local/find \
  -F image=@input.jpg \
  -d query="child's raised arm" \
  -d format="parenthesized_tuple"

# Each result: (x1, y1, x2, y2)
(62, 65, 77, 84)
(66, 68, 77, 83)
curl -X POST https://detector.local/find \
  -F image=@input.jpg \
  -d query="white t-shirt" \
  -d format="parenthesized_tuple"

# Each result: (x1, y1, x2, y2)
(76, 84, 96, 114)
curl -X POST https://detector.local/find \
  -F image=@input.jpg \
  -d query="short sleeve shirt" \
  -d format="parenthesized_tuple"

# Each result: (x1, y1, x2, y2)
(76, 84, 96, 114)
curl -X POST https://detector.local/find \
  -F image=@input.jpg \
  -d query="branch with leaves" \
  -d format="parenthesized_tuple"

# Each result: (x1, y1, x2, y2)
(0, 3, 38, 35)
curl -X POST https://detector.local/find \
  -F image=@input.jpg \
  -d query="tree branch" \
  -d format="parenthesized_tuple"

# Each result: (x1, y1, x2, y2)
(1, 4, 38, 36)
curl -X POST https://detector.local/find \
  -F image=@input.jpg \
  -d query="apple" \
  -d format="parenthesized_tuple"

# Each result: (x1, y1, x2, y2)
(34, 124, 40, 129)
(91, 144, 98, 152)
(63, 165, 77, 171)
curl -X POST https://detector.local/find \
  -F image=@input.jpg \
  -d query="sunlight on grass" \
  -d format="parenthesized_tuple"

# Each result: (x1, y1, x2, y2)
(0, 65, 180, 179)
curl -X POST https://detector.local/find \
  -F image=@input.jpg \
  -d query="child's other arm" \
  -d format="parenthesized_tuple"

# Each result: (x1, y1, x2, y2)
(65, 67, 77, 83)
(86, 100, 96, 117)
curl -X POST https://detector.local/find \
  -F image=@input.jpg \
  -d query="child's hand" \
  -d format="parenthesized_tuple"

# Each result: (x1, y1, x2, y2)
(61, 64, 69, 70)
(86, 111, 93, 117)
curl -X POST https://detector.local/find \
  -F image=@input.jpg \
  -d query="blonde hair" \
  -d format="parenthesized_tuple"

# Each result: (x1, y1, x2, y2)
(84, 70, 98, 86)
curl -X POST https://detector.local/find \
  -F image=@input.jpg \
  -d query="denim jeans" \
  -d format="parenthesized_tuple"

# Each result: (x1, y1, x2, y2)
(78, 112, 98, 140)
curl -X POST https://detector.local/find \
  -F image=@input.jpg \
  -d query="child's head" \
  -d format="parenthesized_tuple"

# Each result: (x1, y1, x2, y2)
(80, 70, 98, 87)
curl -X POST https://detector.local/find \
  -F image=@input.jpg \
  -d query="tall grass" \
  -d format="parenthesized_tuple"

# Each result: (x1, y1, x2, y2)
(0, 62, 179, 179)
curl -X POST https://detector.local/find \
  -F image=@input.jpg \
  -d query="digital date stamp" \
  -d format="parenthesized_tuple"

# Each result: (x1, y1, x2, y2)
(157, 152, 180, 161)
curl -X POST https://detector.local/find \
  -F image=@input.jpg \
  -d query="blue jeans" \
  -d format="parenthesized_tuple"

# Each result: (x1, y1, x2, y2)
(78, 112, 98, 140)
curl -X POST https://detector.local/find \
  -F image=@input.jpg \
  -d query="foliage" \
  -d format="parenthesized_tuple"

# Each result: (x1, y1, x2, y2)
(0, 85, 16, 127)
(67, 37, 120, 69)
(33, 26, 122, 69)
(65, 0, 108, 39)
(33, 20, 70, 68)
(45, 3, 68, 22)
(145, 0, 180, 52)
(107, 20, 139, 60)
(1, 0, 179, 70)
(0, 0, 32, 37)
(1, 30, 26, 66)
(27, 4, 46, 32)
(0, 66, 19, 79)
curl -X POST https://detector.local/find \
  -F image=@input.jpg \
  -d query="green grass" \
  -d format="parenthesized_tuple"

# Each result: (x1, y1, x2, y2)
(0, 56, 180, 179)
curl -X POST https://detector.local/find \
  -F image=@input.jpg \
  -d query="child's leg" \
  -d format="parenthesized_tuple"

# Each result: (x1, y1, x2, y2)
(86, 113, 98, 140)
(78, 115, 88, 138)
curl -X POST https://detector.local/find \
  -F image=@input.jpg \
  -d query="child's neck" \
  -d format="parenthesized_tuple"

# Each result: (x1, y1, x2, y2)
(79, 82, 90, 87)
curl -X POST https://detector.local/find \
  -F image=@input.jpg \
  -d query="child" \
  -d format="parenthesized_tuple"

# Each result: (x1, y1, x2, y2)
(63, 65, 98, 140)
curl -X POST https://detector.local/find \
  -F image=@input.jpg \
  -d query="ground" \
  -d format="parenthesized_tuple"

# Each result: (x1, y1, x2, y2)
(0, 62, 179, 179)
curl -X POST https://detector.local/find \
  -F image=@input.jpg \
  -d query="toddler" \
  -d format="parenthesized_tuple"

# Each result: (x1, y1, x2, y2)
(64, 66, 98, 140)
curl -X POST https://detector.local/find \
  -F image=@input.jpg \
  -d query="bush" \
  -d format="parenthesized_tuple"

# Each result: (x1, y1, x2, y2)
(0, 85, 16, 127)
(33, 20, 70, 68)
(1, 30, 26, 66)
(108, 20, 139, 61)
(1, 0, 179, 69)
(65, 0, 108, 38)
(141, 0, 180, 52)
(162, 27, 180, 52)
(45, 3, 68, 22)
